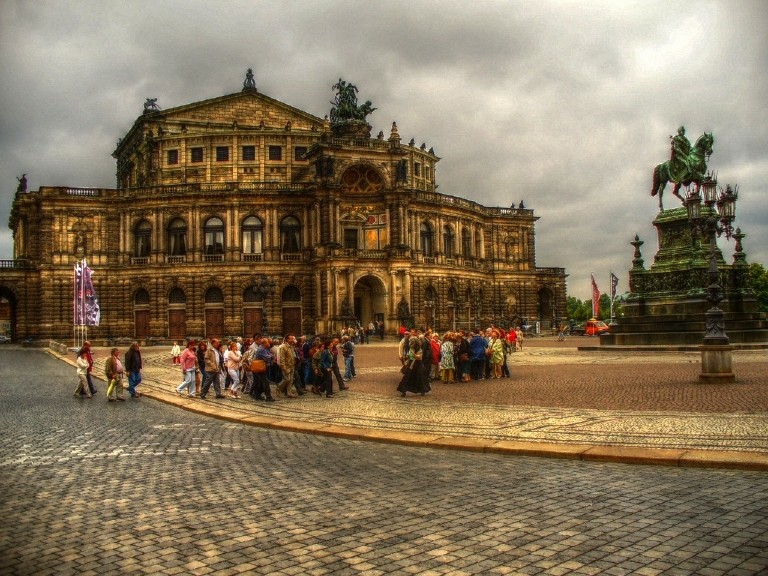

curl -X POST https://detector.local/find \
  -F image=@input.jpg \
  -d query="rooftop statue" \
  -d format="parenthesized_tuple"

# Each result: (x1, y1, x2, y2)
(651, 126, 713, 211)
(143, 98, 161, 111)
(16, 173, 27, 193)
(243, 68, 257, 90)
(329, 79, 376, 124)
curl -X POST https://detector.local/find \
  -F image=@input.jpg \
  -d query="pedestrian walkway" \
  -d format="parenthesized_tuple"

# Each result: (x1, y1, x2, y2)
(51, 339, 768, 470)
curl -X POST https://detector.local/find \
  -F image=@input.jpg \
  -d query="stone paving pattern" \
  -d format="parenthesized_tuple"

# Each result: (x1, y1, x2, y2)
(1, 348, 767, 575)
(81, 339, 768, 463)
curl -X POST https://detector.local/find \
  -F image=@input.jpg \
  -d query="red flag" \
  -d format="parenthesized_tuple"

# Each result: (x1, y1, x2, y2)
(591, 274, 600, 318)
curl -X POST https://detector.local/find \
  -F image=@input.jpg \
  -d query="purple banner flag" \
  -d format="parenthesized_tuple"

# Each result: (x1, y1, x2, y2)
(74, 260, 100, 326)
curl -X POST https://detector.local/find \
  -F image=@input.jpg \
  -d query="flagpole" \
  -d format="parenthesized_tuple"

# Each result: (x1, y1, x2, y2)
(609, 271, 614, 324)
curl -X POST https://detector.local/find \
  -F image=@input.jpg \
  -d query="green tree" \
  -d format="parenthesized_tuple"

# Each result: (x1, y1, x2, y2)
(566, 296, 590, 322)
(747, 262, 768, 312)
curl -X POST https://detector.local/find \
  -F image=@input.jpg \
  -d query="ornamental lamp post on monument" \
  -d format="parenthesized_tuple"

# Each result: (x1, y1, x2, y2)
(684, 174, 738, 382)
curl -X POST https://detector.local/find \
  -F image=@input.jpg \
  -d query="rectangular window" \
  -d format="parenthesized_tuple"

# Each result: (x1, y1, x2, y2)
(414, 162, 421, 177)
(268, 145, 282, 161)
(216, 146, 229, 162)
(242, 145, 256, 161)
(343, 228, 358, 250)
(190, 147, 204, 163)
(167, 150, 179, 165)
(294, 146, 308, 161)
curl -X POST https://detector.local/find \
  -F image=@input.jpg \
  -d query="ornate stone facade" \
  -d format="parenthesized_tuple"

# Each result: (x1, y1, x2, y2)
(1, 76, 566, 343)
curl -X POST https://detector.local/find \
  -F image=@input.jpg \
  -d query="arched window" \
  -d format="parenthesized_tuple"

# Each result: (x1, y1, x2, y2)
(205, 287, 224, 303)
(448, 286, 458, 303)
(168, 288, 186, 304)
(134, 220, 151, 258)
(461, 227, 472, 257)
(167, 218, 187, 256)
(241, 216, 263, 255)
(134, 288, 150, 305)
(443, 225, 455, 258)
(425, 286, 437, 302)
(282, 285, 301, 302)
(204, 217, 224, 255)
(280, 216, 301, 253)
(243, 285, 263, 303)
(420, 223, 434, 257)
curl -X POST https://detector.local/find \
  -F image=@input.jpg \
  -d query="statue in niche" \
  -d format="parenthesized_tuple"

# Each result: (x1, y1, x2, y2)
(340, 298, 354, 319)
(397, 297, 411, 320)
(74, 232, 86, 256)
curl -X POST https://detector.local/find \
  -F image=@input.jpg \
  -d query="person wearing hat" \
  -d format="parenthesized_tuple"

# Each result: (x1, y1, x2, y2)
(175, 340, 199, 397)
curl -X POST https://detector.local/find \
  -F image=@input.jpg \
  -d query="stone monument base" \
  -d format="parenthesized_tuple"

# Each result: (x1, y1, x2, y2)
(600, 208, 768, 347)
(699, 344, 735, 383)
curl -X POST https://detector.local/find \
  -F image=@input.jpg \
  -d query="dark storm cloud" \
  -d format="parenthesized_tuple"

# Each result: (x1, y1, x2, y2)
(1, 0, 766, 299)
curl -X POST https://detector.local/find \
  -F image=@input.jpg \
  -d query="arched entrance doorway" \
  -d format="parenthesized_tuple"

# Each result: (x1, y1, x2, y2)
(353, 274, 387, 330)
(0, 288, 17, 342)
(133, 289, 150, 340)
(204, 287, 225, 338)
(537, 288, 553, 328)
(281, 285, 302, 336)
(243, 285, 264, 337)
(168, 288, 187, 340)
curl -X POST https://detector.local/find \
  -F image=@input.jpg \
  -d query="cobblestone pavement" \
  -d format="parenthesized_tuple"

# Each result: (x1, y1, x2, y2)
(74, 341, 768, 462)
(1, 349, 767, 575)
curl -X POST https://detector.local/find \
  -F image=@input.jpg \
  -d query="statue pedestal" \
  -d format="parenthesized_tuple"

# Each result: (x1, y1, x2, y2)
(600, 208, 768, 347)
(699, 344, 735, 383)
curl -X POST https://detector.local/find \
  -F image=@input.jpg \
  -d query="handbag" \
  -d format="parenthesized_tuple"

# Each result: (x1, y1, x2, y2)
(250, 359, 267, 374)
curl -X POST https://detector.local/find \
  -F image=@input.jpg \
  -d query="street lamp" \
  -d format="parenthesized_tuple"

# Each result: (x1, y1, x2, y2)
(684, 174, 738, 381)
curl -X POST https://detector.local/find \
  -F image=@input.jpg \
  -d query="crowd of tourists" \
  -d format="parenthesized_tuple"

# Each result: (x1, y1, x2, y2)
(171, 332, 356, 401)
(397, 326, 524, 397)
(74, 322, 525, 403)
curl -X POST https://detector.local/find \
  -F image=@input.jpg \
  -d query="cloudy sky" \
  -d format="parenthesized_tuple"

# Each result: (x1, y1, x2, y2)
(1, 0, 766, 300)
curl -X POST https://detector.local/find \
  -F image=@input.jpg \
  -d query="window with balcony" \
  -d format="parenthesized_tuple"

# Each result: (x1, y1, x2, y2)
(280, 216, 301, 254)
(133, 219, 152, 258)
(420, 223, 434, 257)
(462, 227, 472, 257)
(242, 216, 263, 261)
(167, 218, 187, 257)
(343, 228, 359, 250)
(204, 217, 225, 258)
(443, 225, 455, 258)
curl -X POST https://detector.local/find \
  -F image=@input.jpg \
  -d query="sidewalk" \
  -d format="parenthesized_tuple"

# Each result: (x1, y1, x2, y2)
(53, 339, 768, 470)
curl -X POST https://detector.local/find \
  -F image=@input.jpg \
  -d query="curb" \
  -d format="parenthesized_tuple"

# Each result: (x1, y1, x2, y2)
(50, 349, 768, 471)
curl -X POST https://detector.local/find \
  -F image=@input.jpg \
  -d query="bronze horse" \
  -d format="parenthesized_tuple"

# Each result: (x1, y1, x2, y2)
(651, 132, 714, 211)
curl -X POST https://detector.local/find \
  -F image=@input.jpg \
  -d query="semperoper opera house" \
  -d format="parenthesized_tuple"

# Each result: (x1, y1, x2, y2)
(1, 72, 567, 343)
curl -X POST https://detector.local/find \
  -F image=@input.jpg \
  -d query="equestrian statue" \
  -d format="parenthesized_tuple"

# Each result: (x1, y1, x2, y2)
(651, 126, 714, 211)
